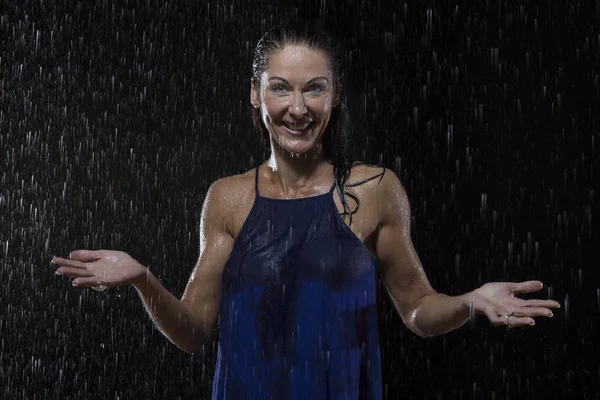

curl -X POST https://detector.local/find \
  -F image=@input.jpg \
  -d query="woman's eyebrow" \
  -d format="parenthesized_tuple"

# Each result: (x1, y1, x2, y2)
(268, 76, 330, 84)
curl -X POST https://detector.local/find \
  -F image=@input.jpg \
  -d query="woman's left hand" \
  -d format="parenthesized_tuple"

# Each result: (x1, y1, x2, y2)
(464, 280, 561, 329)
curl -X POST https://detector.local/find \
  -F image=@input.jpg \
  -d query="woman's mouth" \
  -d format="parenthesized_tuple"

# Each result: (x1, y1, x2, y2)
(282, 121, 314, 136)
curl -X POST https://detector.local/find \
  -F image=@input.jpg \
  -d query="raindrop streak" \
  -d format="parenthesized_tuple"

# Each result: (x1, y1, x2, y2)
(564, 294, 569, 325)
(1, 0, 596, 398)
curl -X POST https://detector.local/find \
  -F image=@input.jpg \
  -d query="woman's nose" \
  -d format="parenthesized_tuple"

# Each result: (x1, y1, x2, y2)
(289, 93, 307, 117)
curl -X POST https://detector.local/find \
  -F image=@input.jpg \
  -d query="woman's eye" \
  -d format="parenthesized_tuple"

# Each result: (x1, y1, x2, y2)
(307, 85, 324, 93)
(270, 85, 288, 93)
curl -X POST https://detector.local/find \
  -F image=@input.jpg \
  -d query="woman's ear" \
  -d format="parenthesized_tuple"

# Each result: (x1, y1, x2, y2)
(250, 77, 259, 108)
(333, 93, 341, 107)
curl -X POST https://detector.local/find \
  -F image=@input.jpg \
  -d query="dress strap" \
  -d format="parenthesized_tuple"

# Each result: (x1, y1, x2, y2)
(254, 166, 260, 198)
(328, 180, 336, 194)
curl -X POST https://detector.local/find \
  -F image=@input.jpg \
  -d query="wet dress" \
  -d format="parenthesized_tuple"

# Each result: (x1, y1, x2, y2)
(212, 167, 383, 399)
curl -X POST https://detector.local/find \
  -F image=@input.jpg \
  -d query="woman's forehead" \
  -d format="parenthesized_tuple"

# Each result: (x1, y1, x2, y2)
(263, 45, 332, 80)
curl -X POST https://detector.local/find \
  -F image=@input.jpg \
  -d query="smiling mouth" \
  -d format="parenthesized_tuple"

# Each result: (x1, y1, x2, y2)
(282, 121, 314, 135)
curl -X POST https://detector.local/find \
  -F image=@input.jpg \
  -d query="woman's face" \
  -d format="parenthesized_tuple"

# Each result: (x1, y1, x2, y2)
(251, 45, 338, 156)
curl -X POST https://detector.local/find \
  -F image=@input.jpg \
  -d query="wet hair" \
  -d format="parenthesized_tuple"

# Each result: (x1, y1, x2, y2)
(251, 21, 384, 225)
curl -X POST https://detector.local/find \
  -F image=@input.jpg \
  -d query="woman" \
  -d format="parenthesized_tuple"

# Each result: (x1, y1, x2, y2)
(51, 22, 560, 399)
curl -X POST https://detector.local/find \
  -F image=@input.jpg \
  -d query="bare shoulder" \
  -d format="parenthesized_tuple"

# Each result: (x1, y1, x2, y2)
(345, 162, 409, 225)
(349, 162, 403, 192)
(209, 169, 255, 203)
(206, 168, 257, 237)
(207, 170, 255, 212)
(346, 162, 389, 192)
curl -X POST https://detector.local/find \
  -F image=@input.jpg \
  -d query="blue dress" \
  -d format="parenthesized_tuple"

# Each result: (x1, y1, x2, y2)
(212, 167, 383, 399)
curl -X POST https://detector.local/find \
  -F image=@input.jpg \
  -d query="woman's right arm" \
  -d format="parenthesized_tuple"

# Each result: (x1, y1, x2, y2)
(134, 179, 234, 354)
(53, 178, 234, 354)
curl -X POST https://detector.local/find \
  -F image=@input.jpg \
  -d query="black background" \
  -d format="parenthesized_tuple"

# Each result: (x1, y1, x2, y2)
(1, 0, 598, 399)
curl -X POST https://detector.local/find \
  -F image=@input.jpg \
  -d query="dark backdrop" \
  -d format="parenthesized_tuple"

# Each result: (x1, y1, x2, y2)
(1, 0, 597, 399)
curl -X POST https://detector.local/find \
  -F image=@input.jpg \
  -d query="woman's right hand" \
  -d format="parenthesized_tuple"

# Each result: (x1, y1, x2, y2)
(52, 250, 147, 289)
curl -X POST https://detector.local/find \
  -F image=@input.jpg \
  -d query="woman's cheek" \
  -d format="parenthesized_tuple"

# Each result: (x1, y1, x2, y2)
(322, 94, 334, 112)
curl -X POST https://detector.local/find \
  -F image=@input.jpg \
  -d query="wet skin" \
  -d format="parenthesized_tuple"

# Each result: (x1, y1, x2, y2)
(52, 44, 560, 341)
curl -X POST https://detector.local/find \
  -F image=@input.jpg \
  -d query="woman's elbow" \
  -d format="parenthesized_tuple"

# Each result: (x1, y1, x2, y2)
(403, 308, 434, 338)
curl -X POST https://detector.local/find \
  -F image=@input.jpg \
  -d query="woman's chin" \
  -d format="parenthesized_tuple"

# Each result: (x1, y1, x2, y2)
(276, 137, 315, 156)
(283, 146, 312, 156)
(287, 139, 324, 155)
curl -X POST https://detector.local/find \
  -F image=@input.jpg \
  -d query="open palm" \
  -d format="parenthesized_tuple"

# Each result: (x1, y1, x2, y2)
(52, 250, 146, 289)
(466, 280, 560, 328)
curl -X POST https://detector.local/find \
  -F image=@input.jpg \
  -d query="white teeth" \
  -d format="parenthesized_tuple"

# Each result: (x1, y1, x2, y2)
(285, 122, 311, 131)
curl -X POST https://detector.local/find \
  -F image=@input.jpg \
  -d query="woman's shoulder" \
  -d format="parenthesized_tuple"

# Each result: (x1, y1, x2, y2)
(201, 169, 257, 236)
(209, 168, 256, 202)
(199, 169, 255, 222)
(346, 161, 387, 187)
(346, 161, 404, 199)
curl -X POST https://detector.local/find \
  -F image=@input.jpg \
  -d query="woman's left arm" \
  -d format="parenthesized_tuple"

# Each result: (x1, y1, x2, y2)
(373, 171, 561, 337)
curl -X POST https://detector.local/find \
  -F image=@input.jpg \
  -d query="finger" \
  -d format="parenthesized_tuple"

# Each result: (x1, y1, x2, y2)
(519, 299, 561, 309)
(69, 249, 106, 262)
(511, 307, 554, 318)
(51, 258, 88, 269)
(506, 315, 535, 327)
(55, 267, 96, 278)
(72, 277, 108, 288)
(510, 281, 544, 294)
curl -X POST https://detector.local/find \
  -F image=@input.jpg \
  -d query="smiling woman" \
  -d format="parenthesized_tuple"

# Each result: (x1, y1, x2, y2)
(254, 48, 334, 153)
(248, 22, 362, 224)
(51, 20, 561, 400)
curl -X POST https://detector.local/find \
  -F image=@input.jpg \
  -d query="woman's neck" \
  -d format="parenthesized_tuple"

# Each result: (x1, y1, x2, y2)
(266, 142, 332, 194)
